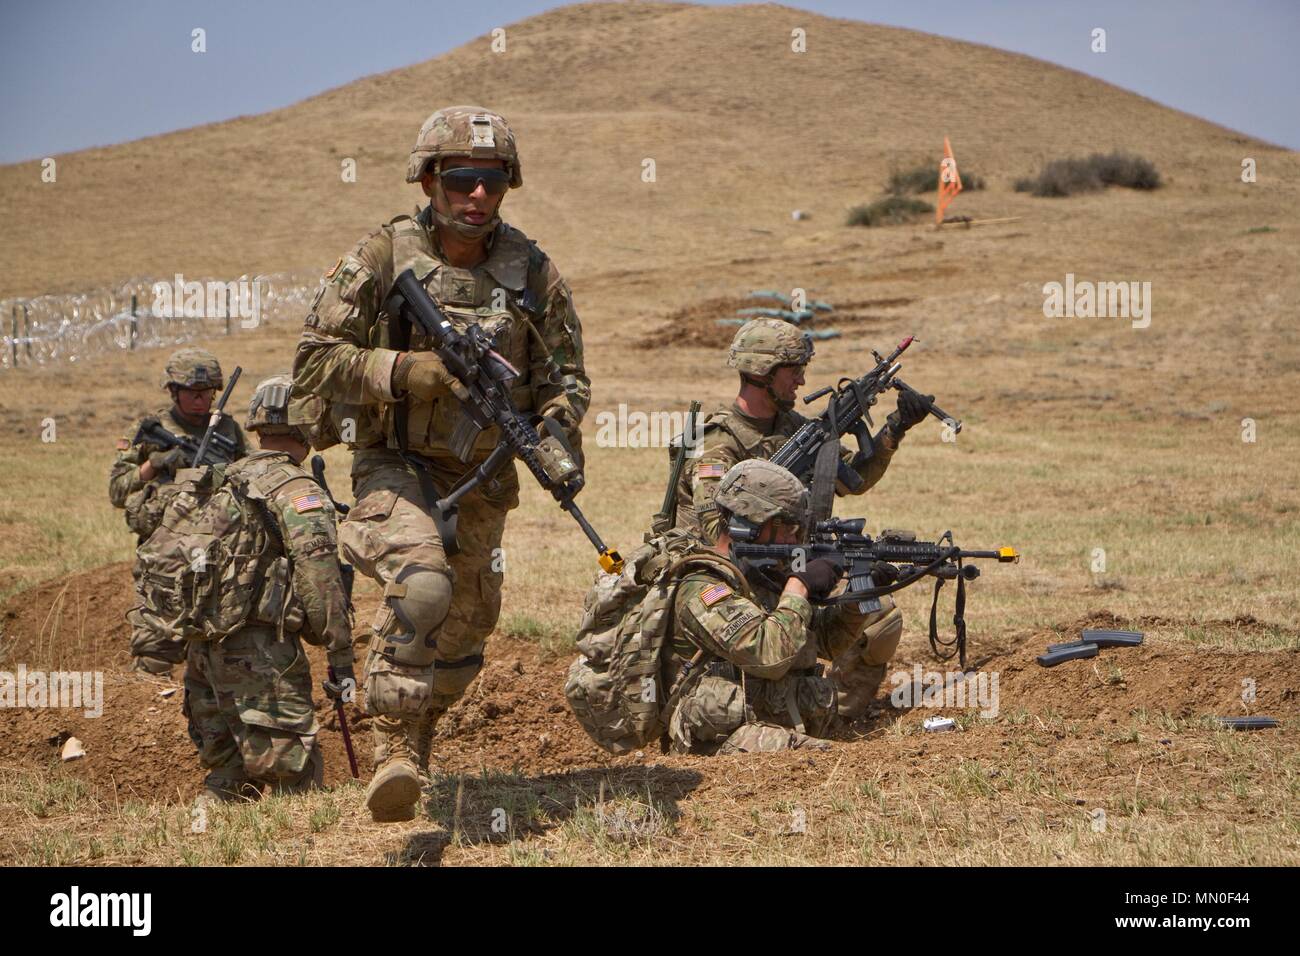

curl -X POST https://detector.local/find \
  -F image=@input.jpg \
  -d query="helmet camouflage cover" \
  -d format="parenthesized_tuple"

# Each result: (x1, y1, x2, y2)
(714, 459, 809, 529)
(246, 374, 307, 443)
(406, 106, 522, 187)
(162, 347, 223, 390)
(726, 319, 814, 377)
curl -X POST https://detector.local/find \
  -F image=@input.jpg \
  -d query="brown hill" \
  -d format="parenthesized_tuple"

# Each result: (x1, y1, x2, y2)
(1, 0, 1295, 298)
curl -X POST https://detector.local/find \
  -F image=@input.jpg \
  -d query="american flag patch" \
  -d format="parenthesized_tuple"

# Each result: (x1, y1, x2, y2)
(697, 463, 726, 479)
(292, 493, 324, 513)
(115, 438, 130, 450)
(699, 583, 732, 607)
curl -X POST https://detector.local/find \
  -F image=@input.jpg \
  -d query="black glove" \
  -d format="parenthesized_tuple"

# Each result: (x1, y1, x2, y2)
(791, 557, 845, 599)
(147, 446, 186, 476)
(870, 561, 900, 586)
(322, 663, 356, 702)
(887, 389, 934, 440)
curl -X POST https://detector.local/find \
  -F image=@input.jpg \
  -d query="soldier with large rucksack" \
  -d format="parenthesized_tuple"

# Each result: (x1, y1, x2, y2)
(567, 459, 900, 754)
(133, 375, 355, 801)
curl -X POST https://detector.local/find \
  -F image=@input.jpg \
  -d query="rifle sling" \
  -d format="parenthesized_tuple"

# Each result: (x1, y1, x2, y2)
(928, 556, 968, 670)
(810, 444, 841, 530)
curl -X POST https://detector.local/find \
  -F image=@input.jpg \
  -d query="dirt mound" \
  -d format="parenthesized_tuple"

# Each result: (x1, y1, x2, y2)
(635, 294, 896, 350)
(3, 565, 1295, 804)
(0, 563, 619, 797)
(977, 611, 1299, 726)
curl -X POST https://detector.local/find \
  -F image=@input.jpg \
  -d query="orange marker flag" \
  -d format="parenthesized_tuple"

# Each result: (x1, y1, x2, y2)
(936, 136, 963, 224)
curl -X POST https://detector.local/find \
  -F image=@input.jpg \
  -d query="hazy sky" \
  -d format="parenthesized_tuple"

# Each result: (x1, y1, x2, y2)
(1, 0, 1296, 164)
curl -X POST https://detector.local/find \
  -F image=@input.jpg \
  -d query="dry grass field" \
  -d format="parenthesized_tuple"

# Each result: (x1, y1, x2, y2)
(1, 2, 1297, 866)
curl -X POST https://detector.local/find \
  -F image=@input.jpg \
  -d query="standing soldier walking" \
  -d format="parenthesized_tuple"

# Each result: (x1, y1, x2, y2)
(294, 106, 589, 821)
(109, 347, 246, 674)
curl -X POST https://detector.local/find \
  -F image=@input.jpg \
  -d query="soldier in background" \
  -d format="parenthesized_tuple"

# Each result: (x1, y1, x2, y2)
(674, 319, 930, 543)
(180, 375, 354, 803)
(294, 106, 588, 822)
(109, 347, 246, 674)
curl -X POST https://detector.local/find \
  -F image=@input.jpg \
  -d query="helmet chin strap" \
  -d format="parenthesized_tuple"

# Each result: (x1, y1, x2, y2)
(430, 161, 503, 240)
(742, 373, 795, 413)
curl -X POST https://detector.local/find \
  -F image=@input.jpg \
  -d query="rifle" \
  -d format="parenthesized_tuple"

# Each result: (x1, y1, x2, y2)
(385, 269, 623, 574)
(649, 400, 701, 539)
(769, 338, 959, 519)
(310, 454, 359, 779)
(191, 366, 242, 467)
(732, 517, 1018, 669)
(131, 419, 241, 467)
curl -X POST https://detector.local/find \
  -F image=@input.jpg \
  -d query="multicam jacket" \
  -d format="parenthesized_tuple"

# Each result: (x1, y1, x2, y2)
(109, 405, 246, 537)
(293, 209, 589, 475)
(674, 402, 897, 542)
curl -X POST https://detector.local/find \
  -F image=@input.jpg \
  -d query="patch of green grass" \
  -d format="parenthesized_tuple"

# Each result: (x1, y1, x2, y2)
(846, 195, 935, 227)
(1014, 151, 1161, 197)
(887, 162, 985, 195)
(499, 611, 574, 660)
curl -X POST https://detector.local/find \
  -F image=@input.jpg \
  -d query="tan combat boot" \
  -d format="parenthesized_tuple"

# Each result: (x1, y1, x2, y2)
(366, 715, 421, 823)
(411, 707, 446, 781)
(833, 663, 889, 720)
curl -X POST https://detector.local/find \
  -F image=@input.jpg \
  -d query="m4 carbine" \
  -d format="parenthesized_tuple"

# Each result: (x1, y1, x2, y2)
(131, 419, 240, 467)
(132, 365, 244, 468)
(732, 517, 1018, 669)
(384, 269, 623, 574)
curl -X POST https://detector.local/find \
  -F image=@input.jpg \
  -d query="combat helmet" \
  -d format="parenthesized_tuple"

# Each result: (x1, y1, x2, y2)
(727, 319, 814, 412)
(407, 106, 521, 240)
(246, 374, 309, 445)
(162, 347, 223, 391)
(714, 459, 809, 539)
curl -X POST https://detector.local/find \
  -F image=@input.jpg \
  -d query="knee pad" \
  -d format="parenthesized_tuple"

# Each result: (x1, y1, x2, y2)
(376, 566, 453, 666)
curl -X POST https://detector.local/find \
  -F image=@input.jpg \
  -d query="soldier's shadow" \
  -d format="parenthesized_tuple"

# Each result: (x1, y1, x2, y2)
(385, 764, 703, 867)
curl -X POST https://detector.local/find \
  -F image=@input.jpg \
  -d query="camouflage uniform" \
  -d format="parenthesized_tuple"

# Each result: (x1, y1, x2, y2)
(669, 322, 904, 717)
(666, 558, 902, 751)
(674, 402, 898, 543)
(663, 459, 902, 751)
(182, 377, 353, 798)
(109, 349, 246, 673)
(293, 106, 588, 820)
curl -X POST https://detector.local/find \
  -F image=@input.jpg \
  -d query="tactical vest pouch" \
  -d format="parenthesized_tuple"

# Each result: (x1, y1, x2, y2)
(251, 555, 290, 627)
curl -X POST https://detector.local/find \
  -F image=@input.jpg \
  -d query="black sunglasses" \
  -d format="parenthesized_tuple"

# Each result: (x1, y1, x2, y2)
(439, 166, 511, 196)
